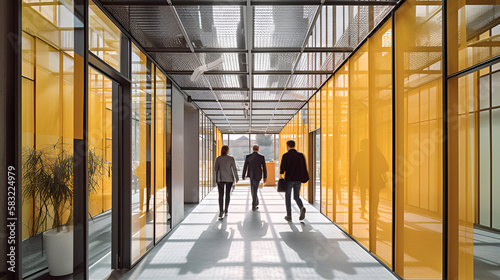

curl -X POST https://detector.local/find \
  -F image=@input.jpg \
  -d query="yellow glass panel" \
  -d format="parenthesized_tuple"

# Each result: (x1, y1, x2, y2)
(22, 32, 35, 79)
(335, 63, 350, 233)
(316, 90, 321, 130)
(326, 78, 334, 220)
(309, 95, 316, 131)
(22, 78, 35, 240)
(395, 0, 443, 278)
(88, 67, 113, 217)
(447, 0, 500, 75)
(21, 5, 80, 276)
(320, 86, 330, 220)
(35, 39, 61, 148)
(369, 20, 393, 267)
(89, 0, 121, 71)
(350, 43, 369, 249)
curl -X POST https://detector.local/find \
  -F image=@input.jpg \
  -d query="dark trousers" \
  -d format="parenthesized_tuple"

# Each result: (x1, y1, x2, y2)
(285, 181, 304, 216)
(217, 181, 232, 213)
(250, 179, 260, 207)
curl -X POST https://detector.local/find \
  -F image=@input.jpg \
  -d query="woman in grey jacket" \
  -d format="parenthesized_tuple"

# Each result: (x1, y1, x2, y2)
(214, 145, 239, 218)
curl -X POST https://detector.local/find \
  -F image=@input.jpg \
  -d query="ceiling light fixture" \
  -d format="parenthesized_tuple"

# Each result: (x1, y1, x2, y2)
(190, 57, 224, 82)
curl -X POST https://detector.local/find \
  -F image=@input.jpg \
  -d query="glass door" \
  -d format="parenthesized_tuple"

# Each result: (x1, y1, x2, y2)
(88, 67, 115, 278)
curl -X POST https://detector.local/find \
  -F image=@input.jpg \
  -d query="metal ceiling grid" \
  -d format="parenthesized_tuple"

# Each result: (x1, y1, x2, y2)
(205, 74, 248, 88)
(168, 74, 209, 88)
(128, 6, 189, 49)
(296, 52, 335, 71)
(149, 52, 201, 71)
(197, 53, 247, 71)
(252, 109, 298, 115)
(208, 114, 247, 119)
(98, 0, 398, 133)
(214, 90, 248, 101)
(252, 90, 281, 101)
(195, 101, 222, 109)
(288, 74, 329, 89)
(184, 90, 216, 100)
(253, 52, 300, 71)
(283, 90, 315, 100)
(253, 6, 318, 48)
(252, 101, 278, 109)
(220, 102, 246, 109)
(205, 109, 245, 115)
(175, 6, 245, 49)
(252, 114, 293, 120)
(275, 101, 305, 109)
(253, 74, 291, 88)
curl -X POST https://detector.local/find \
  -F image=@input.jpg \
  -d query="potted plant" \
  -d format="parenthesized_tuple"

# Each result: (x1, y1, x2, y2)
(22, 142, 106, 276)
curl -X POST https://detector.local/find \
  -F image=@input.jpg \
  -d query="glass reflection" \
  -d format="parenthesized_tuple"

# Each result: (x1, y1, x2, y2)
(131, 44, 153, 264)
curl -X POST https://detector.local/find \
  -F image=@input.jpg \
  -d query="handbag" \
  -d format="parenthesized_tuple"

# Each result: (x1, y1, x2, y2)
(277, 173, 286, 192)
(300, 153, 309, 183)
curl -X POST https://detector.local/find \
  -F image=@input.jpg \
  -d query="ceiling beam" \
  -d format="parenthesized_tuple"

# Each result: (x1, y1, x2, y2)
(166, 70, 333, 75)
(102, 0, 398, 6)
(252, 47, 353, 53)
(206, 114, 294, 116)
(194, 99, 303, 102)
(145, 47, 353, 53)
(182, 87, 318, 91)
(245, 0, 254, 132)
(198, 107, 299, 110)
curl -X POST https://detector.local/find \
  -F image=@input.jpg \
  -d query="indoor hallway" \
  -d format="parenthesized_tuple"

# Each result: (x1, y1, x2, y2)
(119, 186, 398, 280)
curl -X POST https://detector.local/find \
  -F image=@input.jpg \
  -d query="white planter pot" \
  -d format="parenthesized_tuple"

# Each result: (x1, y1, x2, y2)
(43, 226, 73, 276)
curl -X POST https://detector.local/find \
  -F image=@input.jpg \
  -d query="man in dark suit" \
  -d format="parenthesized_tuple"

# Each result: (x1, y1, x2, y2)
(280, 140, 308, 221)
(242, 145, 267, 211)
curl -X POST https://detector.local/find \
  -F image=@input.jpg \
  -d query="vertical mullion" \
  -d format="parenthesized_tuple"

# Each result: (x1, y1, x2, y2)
(153, 67, 157, 244)
(73, 0, 89, 278)
(1, 0, 22, 278)
(490, 69, 493, 228)
(442, 0, 449, 278)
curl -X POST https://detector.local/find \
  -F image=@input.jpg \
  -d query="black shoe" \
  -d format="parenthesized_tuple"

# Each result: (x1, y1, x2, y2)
(219, 212, 224, 219)
(284, 216, 292, 221)
(225, 211, 228, 216)
(299, 207, 306, 220)
(252, 206, 259, 211)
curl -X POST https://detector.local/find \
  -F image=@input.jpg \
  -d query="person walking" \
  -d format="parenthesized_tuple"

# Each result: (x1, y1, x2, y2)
(242, 145, 267, 211)
(280, 140, 309, 221)
(214, 145, 239, 219)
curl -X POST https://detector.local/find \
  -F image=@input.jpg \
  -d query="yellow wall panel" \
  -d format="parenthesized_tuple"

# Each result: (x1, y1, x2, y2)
(395, 0, 443, 278)
(326, 79, 334, 220)
(350, 43, 370, 249)
(370, 21, 393, 267)
(447, 1, 500, 75)
(334, 64, 350, 233)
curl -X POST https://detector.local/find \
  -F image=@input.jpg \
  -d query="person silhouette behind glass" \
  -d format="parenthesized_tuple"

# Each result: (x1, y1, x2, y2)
(352, 139, 388, 218)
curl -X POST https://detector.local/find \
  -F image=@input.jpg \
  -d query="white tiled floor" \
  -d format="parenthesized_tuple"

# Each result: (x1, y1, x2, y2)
(120, 187, 397, 280)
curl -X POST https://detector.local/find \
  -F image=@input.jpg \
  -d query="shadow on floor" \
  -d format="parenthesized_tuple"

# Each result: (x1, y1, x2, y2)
(178, 217, 235, 275)
(279, 222, 355, 279)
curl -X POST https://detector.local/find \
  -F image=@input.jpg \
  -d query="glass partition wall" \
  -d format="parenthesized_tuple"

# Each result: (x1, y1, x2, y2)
(199, 112, 216, 201)
(20, 0, 173, 277)
(131, 43, 173, 264)
(21, 1, 80, 277)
